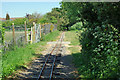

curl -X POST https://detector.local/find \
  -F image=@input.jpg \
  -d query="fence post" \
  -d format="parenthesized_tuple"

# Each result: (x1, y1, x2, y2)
(24, 21, 27, 44)
(12, 23, 15, 46)
(33, 22, 35, 43)
(27, 28, 28, 43)
(35, 23, 37, 43)
(30, 27, 32, 44)
(39, 23, 41, 38)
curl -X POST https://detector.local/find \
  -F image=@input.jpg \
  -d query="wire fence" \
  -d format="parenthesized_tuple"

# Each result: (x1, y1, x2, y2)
(2, 22, 57, 53)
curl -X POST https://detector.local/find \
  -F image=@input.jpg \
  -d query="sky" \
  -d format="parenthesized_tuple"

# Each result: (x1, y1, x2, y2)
(1, 2, 61, 18)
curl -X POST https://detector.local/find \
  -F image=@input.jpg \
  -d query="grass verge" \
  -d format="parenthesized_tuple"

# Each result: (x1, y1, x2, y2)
(65, 31, 80, 53)
(64, 31, 79, 46)
(2, 30, 60, 78)
(65, 30, 81, 75)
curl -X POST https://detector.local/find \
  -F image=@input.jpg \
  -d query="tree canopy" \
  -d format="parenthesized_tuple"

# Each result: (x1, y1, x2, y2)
(6, 13, 10, 20)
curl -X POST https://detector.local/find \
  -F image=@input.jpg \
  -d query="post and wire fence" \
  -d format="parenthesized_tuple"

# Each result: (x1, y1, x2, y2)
(2, 22, 57, 53)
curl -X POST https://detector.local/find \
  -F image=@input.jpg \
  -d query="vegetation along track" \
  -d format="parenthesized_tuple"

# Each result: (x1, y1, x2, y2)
(37, 32, 64, 80)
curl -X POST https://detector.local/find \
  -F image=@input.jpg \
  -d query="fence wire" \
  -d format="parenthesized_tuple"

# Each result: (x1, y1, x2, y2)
(2, 23, 57, 53)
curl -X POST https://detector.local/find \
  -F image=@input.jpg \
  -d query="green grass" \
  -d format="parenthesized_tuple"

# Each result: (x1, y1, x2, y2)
(68, 47, 80, 54)
(44, 30, 60, 41)
(65, 30, 80, 54)
(64, 31, 79, 46)
(2, 30, 60, 78)
(65, 31, 81, 76)
(65, 31, 80, 53)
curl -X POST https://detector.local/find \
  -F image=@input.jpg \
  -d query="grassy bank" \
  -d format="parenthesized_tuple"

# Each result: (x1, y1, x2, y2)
(65, 31, 81, 76)
(65, 31, 80, 54)
(64, 31, 79, 46)
(65, 31, 81, 62)
(2, 30, 60, 78)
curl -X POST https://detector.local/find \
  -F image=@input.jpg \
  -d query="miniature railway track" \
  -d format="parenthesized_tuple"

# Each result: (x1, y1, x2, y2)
(37, 32, 64, 80)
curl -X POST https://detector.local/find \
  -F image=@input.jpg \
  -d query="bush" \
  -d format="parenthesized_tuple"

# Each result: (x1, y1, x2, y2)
(0, 25, 5, 44)
(77, 24, 120, 78)
(70, 22, 83, 30)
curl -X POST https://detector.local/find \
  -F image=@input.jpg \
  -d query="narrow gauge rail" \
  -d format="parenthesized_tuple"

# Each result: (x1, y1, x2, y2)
(37, 32, 64, 80)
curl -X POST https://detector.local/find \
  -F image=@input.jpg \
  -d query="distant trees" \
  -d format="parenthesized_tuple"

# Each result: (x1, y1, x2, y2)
(6, 13, 10, 20)
(25, 12, 46, 26)
(46, 7, 69, 30)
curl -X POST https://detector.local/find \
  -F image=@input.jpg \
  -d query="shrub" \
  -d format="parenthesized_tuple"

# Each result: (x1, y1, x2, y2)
(70, 22, 83, 30)
(77, 24, 120, 78)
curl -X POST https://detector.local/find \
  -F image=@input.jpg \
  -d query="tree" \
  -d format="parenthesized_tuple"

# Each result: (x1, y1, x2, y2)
(25, 12, 44, 26)
(46, 7, 70, 30)
(60, 2, 120, 78)
(61, 2, 120, 30)
(6, 13, 10, 20)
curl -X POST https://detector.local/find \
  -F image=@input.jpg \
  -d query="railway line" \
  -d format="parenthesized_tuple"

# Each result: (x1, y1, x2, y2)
(37, 32, 64, 80)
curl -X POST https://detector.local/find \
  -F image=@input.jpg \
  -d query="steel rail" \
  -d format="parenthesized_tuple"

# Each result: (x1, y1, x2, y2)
(37, 32, 64, 80)
(49, 33, 63, 80)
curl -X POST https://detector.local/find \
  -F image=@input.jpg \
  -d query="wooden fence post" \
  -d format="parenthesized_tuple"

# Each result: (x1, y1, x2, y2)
(24, 21, 27, 44)
(27, 28, 28, 43)
(30, 27, 32, 44)
(33, 22, 35, 43)
(39, 23, 41, 38)
(12, 23, 15, 46)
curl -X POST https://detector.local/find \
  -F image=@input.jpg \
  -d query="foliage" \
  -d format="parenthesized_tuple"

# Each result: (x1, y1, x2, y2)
(6, 13, 10, 20)
(0, 22, 5, 44)
(26, 12, 46, 27)
(12, 18, 27, 27)
(77, 25, 120, 78)
(46, 8, 60, 24)
(46, 7, 69, 30)
(61, 2, 120, 79)
(2, 20, 12, 27)
(2, 18, 27, 28)
(70, 22, 83, 30)
(61, 2, 120, 31)
(37, 16, 48, 24)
